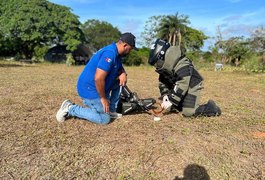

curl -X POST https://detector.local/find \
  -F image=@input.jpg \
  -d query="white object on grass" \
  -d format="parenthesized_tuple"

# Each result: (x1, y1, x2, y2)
(215, 63, 223, 71)
(153, 116, 161, 121)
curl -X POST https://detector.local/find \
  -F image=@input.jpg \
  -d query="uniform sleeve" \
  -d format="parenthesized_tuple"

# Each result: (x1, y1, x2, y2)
(97, 50, 115, 73)
(158, 75, 171, 96)
(168, 60, 192, 107)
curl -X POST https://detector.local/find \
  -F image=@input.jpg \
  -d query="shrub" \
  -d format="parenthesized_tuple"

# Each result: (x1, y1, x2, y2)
(242, 55, 264, 72)
(66, 53, 75, 66)
(33, 46, 50, 62)
(123, 51, 142, 66)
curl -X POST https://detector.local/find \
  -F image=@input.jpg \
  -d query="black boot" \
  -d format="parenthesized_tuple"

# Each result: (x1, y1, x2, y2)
(194, 100, 221, 117)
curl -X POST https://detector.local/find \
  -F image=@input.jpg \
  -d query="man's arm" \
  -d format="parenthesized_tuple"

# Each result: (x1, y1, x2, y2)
(168, 60, 192, 107)
(158, 75, 170, 97)
(116, 66, 127, 86)
(95, 68, 109, 113)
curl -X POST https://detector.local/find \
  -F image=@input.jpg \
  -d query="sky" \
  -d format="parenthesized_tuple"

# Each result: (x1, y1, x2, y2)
(48, 0, 265, 50)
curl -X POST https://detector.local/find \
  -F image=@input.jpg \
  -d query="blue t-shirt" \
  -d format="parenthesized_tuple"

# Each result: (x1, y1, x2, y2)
(77, 42, 123, 99)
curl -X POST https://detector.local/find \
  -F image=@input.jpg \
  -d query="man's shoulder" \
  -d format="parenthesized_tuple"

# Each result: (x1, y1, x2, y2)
(99, 46, 116, 58)
(102, 43, 117, 52)
(176, 57, 192, 65)
(100, 44, 119, 61)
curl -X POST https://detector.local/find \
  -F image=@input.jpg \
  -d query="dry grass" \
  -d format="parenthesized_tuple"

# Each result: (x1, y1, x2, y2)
(0, 61, 264, 179)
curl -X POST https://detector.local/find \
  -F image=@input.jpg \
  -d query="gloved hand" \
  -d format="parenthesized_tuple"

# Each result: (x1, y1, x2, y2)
(161, 95, 172, 110)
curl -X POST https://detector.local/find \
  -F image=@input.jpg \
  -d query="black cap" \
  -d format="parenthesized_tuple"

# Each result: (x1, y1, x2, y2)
(120, 32, 138, 50)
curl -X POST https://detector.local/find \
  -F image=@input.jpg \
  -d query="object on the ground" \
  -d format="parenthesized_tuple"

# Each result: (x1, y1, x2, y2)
(215, 63, 223, 71)
(153, 116, 161, 121)
(117, 85, 156, 115)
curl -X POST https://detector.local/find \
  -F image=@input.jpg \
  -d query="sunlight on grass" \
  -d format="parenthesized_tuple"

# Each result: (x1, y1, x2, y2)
(1, 62, 265, 179)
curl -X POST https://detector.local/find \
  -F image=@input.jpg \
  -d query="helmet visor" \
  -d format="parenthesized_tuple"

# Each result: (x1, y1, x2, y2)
(148, 40, 165, 65)
(148, 39, 170, 66)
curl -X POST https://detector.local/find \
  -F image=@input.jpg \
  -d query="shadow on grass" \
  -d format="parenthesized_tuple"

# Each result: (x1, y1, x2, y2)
(174, 164, 210, 180)
(0, 63, 24, 67)
(0, 61, 37, 68)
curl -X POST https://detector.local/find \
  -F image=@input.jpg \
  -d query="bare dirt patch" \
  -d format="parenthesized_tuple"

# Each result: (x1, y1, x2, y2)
(0, 61, 264, 179)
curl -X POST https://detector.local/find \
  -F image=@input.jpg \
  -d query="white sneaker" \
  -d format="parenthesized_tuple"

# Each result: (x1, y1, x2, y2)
(109, 112, 122, 119)
(56, 100, 73, 122)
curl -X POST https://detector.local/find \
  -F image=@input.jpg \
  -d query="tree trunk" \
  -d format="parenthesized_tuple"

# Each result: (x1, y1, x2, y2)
(177, 30, 181, 46)
(235, 57, 239, 67)
(173, 32, 176, 46)
(168, 33, 172, 45)
(262, 52, 265, 64)
(262, 52, 265, 72)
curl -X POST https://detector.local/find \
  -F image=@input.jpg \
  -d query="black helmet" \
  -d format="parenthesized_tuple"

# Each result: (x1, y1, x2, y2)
(148, 39, 170, 66)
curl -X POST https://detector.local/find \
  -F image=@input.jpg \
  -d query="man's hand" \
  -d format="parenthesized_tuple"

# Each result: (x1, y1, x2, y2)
(100, 97, 110, 113)
(118, 72, 127, 86)
(161, 95, 172, 110)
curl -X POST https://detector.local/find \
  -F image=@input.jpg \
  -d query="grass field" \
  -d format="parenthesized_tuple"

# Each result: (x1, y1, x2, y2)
(0, 61, 264, 179)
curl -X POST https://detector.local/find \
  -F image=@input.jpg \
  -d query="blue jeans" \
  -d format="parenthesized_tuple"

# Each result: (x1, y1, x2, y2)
(69, 82, 121, 124)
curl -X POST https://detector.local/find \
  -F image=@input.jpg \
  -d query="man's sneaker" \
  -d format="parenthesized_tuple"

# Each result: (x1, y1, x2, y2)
(109, 112, 122, 119)
(56, 100, 73, 122)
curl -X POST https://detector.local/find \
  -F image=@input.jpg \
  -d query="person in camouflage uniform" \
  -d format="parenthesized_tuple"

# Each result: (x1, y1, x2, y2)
(148, 39, 221, 117)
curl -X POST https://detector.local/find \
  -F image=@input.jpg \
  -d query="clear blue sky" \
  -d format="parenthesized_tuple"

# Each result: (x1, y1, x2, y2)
(49, 0, 265, 50)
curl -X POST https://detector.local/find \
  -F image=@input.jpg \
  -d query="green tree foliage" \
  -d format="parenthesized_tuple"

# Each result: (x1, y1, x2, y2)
(0, 0, 2, 50)
(33, 46, 49, 61)
(141, 15, 164, 47)
(185, 27, 208, 51)
(202, 51, 214, 63)
(215, 36, 252, 66)
(81, 19, 121, 51)
(123, 51, 142, 66)
(249, 26, 265, 71)
(137, 47, 150, 65)
(207, 46, 221, 63)
(0, 0, 82, 59)
(141, 13, 207, 51)
(243, 55, 265, 72)
(250, 26, 265, 53)
(157, 13, 190, 46)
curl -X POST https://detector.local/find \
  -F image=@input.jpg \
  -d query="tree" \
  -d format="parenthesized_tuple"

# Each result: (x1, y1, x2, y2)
(136, 47, 150, 65)
(215, 36, 252, 66)
(250, 26, 265, 70)
(251, 26, 265, 53)
(157, 13, 190, 46)
(81, 19, 121, 51)
(123, 50, 142, 66)
(0, 0, 83, 59)
(141, 13, 207, 51)
(141, 15, 164, 47)
(185, 27, 208, 51)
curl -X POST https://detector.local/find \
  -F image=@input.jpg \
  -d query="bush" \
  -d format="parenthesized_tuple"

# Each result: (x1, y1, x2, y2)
(186, 51, 202, 63)
(33, 46, 49, 62)
(14, 53, 24, 60)
(202, 51, 215, 63)
(137, 47, 150, 65)
(242, 55, 265, 72)
(66, 53, 75, 66)
(123, 51, 142, 66)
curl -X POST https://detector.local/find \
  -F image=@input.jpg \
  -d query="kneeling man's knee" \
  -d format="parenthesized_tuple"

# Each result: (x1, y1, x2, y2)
(182, 108, 196, 117)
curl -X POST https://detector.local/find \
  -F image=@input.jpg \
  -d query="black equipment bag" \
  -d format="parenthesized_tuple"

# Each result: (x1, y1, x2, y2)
(117, 85, 156, 115)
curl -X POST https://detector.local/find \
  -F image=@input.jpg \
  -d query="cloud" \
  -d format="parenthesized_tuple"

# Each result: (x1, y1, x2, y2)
(223, 15, 242, 22)
(48, 0, 264, 50)
(222, 24, 253, 37)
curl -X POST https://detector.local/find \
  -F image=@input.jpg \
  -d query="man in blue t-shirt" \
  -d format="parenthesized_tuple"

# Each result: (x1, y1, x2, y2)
(56, 32, 138, 124)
